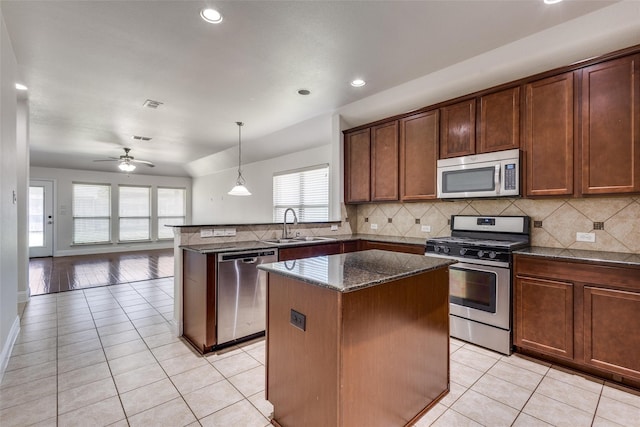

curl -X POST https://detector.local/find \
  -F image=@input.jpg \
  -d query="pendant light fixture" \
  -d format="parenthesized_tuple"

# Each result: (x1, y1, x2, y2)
(228, 121, 252, 196)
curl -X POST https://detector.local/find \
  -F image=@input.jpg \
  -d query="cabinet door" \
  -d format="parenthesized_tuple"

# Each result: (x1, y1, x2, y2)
(360, 240, 425, 255)
(515, 276, 574, 360)
(583, 286, 640, 380)
(439, 99, 476, 159)
(478, 87, 520, 153)
(344, 128, 371, 203)
(400, 111, 439, 201)
(371, 121, 399, 201)
(525, 72, 575, 196)
(581, 54, 640, 194)
(278, 242, 342, 261)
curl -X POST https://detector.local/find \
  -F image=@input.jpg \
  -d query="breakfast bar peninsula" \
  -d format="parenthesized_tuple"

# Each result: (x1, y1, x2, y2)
(258, 249, 454, 427)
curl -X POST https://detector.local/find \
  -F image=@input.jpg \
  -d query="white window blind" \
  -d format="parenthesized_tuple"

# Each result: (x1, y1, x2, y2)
(72, 183, 111, 244)
(157, 187, 186, 239)
(273, 164, 329, 222)
(119, 186, 150, 241)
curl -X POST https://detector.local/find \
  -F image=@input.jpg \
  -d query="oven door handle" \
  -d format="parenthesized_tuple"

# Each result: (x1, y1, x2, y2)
(494, 165, 501, 195)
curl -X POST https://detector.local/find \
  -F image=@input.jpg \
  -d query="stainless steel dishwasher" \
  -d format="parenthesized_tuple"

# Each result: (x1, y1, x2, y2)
(216, 248, 278, 347)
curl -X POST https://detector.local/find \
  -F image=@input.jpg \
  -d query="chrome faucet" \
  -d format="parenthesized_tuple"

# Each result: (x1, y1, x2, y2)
(283, 208, 298, 239)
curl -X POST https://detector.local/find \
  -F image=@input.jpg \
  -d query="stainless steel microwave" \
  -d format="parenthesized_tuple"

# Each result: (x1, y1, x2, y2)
(437, 149, 520, 199)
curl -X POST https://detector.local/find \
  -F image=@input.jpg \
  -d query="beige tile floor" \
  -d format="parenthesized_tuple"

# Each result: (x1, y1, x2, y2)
(2, 277, 640, 427)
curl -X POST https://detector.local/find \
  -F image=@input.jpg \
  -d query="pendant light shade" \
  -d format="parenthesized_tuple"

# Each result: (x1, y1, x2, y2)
(228, 121, 251, 196)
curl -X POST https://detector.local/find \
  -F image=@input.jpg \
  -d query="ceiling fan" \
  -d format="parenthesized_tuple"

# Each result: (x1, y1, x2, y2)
(93, 148, 155, 172)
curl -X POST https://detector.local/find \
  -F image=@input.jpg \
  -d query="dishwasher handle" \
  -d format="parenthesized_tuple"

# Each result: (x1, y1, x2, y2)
(242, 257, 258, 264)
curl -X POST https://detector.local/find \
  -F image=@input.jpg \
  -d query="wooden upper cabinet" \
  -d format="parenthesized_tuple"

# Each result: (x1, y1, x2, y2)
(581, 54, 640, 195)
(478, 87, 520, 153)
(524, 72, 575, 196)
(399, 110, 439, 201)
(344, 128, 371, 203)
(371, 121, 399, 201)
(439, 99, 476, 159)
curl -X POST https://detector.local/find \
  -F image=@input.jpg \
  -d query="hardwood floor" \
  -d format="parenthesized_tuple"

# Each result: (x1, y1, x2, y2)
(29, 249, 174, 295)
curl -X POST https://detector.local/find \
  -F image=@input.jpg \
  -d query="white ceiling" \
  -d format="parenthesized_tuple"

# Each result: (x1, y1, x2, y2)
(1, 0, 631, 177)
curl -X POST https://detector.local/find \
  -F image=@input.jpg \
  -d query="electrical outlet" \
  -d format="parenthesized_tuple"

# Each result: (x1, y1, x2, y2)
(213, 229, 225, 237)
(370, 223, 378, 230)
(224, 228, 236, 236)
(290, 309, 306, 331)
(200, 229, 214, 238)
(330, 225, 338, 231)
(576, 232, 596, 243)
(421, 225, 431, 232)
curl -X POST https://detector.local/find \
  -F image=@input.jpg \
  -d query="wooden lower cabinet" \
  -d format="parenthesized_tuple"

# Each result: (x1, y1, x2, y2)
(514, 254, 640, 386)
(584, 286, 640, 380)
(359, 240, 425, 255)
(278, 242, 342, 261)
(266, 268, 449, 427)
(515, 276, 573, 360)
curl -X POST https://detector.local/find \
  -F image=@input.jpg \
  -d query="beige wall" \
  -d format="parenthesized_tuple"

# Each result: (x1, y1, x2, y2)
(355, 197, 640, 254)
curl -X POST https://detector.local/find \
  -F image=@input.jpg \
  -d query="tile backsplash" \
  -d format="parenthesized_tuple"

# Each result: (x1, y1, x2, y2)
(356, 196, 640, 254)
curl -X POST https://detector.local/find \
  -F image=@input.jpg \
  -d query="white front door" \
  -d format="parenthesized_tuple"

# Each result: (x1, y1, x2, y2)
(29, 180, 54, 258)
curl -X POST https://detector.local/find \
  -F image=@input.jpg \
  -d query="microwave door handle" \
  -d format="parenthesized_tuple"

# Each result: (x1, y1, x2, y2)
(494, 165, 501, 195)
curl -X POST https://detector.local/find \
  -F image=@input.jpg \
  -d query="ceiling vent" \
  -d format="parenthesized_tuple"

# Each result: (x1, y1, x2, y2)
(132, 135, 152, 141)
(142, 99, 163, 109)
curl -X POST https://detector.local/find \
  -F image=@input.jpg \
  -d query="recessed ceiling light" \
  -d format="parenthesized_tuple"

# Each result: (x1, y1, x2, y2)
(15, 83, 28, 90)
(200, 8, 223, 24)
(544, 0, 563, 4)
(297, 89, 311, 96)
(351, 79, 366, 87)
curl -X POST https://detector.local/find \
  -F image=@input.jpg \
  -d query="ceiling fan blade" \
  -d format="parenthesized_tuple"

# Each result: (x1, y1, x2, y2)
(131, 159, 155, 167)
(93, 159, 119, 162)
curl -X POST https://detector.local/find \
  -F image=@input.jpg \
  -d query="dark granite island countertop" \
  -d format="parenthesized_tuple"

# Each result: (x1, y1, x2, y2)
(258, 249, 454, 293)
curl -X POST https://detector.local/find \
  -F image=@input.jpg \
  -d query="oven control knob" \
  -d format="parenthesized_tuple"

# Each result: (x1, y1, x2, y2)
(459, 248, 467, 256)
(443, 247, 450, 254)
(434, 246, 441, 253)
(477, 250, 485, 258)
(489, 251, 497, 259)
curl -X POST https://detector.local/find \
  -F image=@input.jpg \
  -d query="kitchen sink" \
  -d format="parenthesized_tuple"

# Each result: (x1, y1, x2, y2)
(260, 236, 336, 245)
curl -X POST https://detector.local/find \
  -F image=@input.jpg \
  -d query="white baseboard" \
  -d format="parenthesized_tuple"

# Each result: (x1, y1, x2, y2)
(17, 288, 30, 304)
(171, 318, 182, 337)
(0, 316, 21, 383)
(55, 241, 173, 257)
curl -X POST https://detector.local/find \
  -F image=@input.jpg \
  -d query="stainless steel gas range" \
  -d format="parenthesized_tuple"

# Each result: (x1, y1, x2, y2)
(425, 215, 530, 355)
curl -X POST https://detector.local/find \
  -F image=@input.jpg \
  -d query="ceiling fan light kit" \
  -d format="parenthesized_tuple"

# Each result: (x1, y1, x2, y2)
(118, 162, 136, 172)
(228, 121, 251, 196)
(93, 147, 155, 172)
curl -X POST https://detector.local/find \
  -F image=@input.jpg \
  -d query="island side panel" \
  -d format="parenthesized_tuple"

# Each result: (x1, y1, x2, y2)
(266, 274, 340, 427)
(340, 267, 450, 427)
(182, 250, 216, 353)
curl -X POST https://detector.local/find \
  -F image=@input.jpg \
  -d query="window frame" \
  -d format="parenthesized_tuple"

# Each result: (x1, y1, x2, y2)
(157, 186, 187, 240)
(72, 182, 112, 245)
(118, 184, 151, 242)
(273, 163, 330, 223)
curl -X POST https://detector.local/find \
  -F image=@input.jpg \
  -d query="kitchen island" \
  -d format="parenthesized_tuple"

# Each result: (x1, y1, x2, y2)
(258, 250, 454, 427)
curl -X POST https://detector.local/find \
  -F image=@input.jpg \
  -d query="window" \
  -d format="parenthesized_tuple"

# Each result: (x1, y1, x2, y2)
(72, 183, 111, 244)
(119, 186, 150, 241)
(157, 187, 186, 239)
(273, 164, 329, 222)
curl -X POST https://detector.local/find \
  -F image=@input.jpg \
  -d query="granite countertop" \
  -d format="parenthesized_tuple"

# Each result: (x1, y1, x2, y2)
(180, 234, 427, 254)
(257, 249, 454, 293)
(514, 247, 640, 268)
